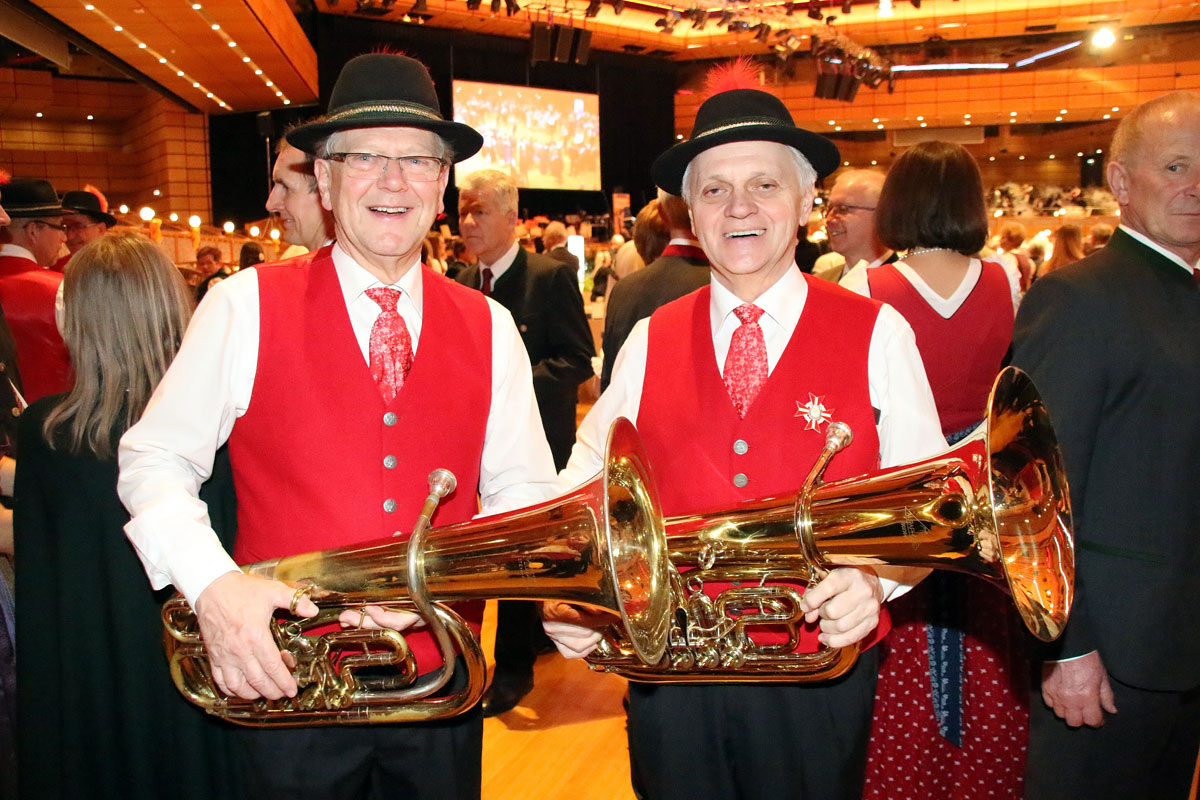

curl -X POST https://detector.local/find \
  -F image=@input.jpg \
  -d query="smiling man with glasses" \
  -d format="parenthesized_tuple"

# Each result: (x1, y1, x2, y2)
(118, 54, 558, 799)
(813, 169, 896, 284)
(0, 178, 71, 401)
(52, 189, 117, 271)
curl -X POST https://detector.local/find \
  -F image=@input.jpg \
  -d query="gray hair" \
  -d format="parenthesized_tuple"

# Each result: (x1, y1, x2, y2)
(459, 169, 519, 215)
(680, 144, 817, 206)
(1110, 91, 1200, 166)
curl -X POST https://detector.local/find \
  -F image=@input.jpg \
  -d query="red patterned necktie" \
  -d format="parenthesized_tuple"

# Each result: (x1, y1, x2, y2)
(723, 303, 768, 418)
(481, 267, 494, 296)
(365, 287, 414, 405)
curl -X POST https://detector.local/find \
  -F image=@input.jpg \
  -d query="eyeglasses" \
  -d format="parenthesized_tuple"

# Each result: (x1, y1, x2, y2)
(25, 220, 66, 233)
(822, 203, 877, 217)
(325, 152, 448, 182)
(62, 221, 102, 233)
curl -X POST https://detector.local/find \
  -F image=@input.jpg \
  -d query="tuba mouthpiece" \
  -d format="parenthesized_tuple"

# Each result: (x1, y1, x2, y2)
(427, 468, 457, 499)
(824, 421, 853, 453)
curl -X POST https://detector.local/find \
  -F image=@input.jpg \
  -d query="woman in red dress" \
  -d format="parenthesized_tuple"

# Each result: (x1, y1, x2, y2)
(843, 141, 1028, 800)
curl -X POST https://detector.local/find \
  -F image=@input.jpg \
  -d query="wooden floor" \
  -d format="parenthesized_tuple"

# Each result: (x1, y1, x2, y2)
(478, 602, 637, 800)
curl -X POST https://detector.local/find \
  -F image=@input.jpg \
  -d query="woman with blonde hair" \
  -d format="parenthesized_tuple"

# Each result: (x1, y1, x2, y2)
(1036, 223, 1085, 279)
(15, 232, 243, 799)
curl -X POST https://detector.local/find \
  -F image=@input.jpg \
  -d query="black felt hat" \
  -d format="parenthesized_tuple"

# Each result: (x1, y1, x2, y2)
(287, 54, 483, 162)
(0, 178, 65, 218)
(652, 89, 840, 195)
(60, 190, 117, 227)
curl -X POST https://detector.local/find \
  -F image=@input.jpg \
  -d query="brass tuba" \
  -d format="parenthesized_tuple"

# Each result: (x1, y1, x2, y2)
(584, 365, 1075, 682)
(162, 417, 672, 726)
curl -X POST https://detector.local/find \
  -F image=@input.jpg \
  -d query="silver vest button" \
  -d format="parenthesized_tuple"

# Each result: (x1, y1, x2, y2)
(733, 439, 749, 455)
(383, 455, 398, 469)
(383, 498, 397, 513)
(383, 412, 398, 426)
(733, 473, 748, 488)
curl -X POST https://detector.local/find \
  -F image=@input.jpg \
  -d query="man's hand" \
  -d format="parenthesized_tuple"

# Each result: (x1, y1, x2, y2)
(1040, 651, 1117, 727)
(799, 567, 883, 648)
(541, 601, 614, 659)
(337, 605, 424, 632)
(193, 571, 319, 701)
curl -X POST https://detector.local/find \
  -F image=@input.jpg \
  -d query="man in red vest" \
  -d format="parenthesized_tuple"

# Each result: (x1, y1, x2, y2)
(0, 178, 71, 402)
(547, 89, 946, 800)
(118, 54, 558, 799)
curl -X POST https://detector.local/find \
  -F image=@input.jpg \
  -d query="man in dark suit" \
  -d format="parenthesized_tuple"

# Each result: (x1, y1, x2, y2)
(542, 220, 579, 273)
(456, 168, 595, 715)
(1012, 90, 1200, 800)
(600, 189, 709, 390)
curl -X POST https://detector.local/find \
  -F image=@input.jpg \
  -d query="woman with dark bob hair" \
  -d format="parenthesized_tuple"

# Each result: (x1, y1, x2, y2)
(843, 141, 1027, 799)
(15, 232, 244, 799)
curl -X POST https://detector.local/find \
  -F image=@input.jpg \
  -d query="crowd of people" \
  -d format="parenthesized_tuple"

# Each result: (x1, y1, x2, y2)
(0, 51, 1196, 800)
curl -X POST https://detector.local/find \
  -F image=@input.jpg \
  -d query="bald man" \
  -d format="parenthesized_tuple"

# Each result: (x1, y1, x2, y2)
(1013, 90, 1200, 800)
(813, 170, 895, 284)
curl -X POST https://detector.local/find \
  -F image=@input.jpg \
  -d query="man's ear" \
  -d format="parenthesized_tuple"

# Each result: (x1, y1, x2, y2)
(314, 159, 334, 212)
(1106, 161, 1130, 207)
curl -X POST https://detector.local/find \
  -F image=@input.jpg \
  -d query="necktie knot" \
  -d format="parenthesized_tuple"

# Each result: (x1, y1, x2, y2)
(734, 303, 765, 325)
(366, 287, 402, 311)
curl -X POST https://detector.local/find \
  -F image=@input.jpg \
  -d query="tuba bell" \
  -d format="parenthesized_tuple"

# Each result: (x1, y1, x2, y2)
(162, 417, 672, 726)
(584, 365, 1075, 682)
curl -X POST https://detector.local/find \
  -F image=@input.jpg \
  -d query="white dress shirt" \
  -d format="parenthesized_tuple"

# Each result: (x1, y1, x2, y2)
(841, 257, 1021, 317)
(475, 240, 521, 285)
(118, 243, 558, 605)
(0, 244, 37, 263)
(558, 267, 947, 599)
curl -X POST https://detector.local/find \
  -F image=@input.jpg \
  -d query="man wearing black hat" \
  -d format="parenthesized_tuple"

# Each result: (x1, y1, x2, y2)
(548, 89, 945, 799)
(53, 189, 117, 272)
(0, 178, 71, 402)
(118, 54, 557, 798)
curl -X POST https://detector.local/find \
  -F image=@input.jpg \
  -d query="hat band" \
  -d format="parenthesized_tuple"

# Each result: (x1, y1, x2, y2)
(325, 101, 446, 124)
(691, 116, 793, 141)
(12, 203, 63, 213)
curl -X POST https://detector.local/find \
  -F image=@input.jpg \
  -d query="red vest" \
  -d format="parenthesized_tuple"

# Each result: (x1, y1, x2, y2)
(0, 255, 71, 402)
(228, 247, 493, 672)
(637, 277, 889, 654)
(868, 261, 1013, 436)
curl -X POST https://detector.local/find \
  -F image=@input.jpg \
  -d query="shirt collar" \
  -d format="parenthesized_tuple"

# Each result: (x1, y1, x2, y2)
(667, 237, 701, 248)
(0, 243, 37, 263)
(709, 265, 807, 335)
(480, 240, 521, 283)
(331, 242, 424, 320)
(1119, 224, 1199, 274)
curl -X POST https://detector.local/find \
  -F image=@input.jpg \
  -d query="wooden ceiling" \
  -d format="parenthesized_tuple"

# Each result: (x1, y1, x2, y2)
(13, 0, 1200, 119)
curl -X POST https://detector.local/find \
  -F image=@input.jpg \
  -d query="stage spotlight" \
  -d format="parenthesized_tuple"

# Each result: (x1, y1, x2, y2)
(610, 0, 623, 13)
(755, 23, 771, 42)
(784, 1, 795, 13)
(718, 9, 734, 25)
(911, 0, 920, 7)
(1091, 27, 1115, 48)
(841, 0, 851, 14)
(807, 0, 823, 20)
(466, 0, 481, 8)
(585, 0, 602, 16)
(490, 0, 499, 11)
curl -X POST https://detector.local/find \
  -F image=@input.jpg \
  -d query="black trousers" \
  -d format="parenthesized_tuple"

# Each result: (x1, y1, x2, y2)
(626, 647, 879, 800)
(1025, 673, 1200, 800)
(235, 665, 484, 800)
